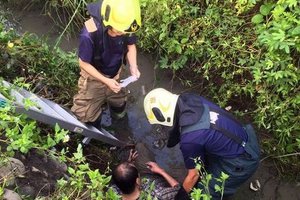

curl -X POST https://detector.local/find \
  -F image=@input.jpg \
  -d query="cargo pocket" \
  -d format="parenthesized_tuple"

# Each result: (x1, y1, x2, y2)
(71, 77, 88, 120)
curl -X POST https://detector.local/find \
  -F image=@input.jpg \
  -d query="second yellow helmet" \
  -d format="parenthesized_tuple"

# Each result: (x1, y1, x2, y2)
(144, 88, 179, 127)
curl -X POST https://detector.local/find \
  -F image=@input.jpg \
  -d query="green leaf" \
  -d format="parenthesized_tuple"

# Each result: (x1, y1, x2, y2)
(251, 14, 264, 24)
(68, 167, 75, 174)
(6, 145, 13, 152)
(221, 172, 229, 180)
(214, 184, 221, 192)
(55, 123, 60, 133)
(272, 5, 285, 18)
(284, 45, 290, 54)
(286, 144, 294, 153)
(47, 137, 56, 147)
(286, 0, 297, 7)
(260, 4, 273, 16)
(291, 26, 300, 36)
(176, 45, 182, 54)
(181, 38, 189, 44)
(20, 146, 27, 153)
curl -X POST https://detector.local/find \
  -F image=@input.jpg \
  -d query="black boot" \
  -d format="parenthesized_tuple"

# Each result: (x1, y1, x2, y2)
(110, 103, 127, 121)
(86, 115, 102, 130)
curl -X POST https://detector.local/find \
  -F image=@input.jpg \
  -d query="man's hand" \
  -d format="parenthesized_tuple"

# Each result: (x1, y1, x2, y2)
(128, 149, 138, 163)
(146, 161, 164, 174)
(105, 78, 121, 93)
(130, 65, 141, 79)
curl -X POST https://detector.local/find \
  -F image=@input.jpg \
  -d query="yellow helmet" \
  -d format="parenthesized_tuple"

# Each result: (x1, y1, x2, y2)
(144, 88, 179, 127)
(101, 0, 141, 33)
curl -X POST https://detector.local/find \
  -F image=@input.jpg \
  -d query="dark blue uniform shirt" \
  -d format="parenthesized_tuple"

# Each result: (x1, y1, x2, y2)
(178, 95, 248, 169)
(78, 21, 137, 77)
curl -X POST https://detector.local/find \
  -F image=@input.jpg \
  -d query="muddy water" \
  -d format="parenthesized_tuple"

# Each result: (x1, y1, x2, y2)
(4, 4, 300, 200)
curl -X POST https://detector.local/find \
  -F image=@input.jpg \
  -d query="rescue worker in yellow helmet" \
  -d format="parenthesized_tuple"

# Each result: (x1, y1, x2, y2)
(144, 88, 260, 199)
(71, 0, 141, 127)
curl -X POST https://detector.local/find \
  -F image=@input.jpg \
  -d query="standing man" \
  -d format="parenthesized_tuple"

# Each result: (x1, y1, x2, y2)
(71, 0, 141, 126)
(143, 88, 260, 198)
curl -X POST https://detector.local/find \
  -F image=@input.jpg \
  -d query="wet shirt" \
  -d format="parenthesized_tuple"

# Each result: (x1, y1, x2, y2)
(111, 174, 180, 200)
(78, 20, 137, 77)
(178, 94, 248, 169)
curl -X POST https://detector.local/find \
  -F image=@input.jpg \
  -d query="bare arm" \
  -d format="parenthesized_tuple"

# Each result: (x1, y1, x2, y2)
(79, 58, 121, 93)
(126, 44, 140, 78)
(183, 169, 200, 193)
(146, 161, 179, 187)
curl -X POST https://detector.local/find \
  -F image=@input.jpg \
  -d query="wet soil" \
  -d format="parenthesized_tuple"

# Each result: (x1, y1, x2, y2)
(13, 150, 66, 198)
(2, 3, 300, 200)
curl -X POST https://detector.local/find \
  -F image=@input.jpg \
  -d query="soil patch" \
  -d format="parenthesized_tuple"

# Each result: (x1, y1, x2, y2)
(12, 150, 66, 198)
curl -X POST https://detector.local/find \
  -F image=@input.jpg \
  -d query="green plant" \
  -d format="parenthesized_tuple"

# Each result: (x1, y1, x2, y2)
(49, 144, 119, 200)
(250, 1, 300, 156)
(139, 179, 157, 200)
(0, 13, 121, 199)
(0, 18, 79, 105)
(139, 0, 257, 105)
(44, 0, 90, 39)
(0, 81, 70, 154)
(190, 157, 229, 200)
(140, 0, 300, 173)
(234, 0, 258, 14)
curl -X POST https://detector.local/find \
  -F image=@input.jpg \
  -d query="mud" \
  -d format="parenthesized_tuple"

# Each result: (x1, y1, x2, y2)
(3, 3, 300, 200)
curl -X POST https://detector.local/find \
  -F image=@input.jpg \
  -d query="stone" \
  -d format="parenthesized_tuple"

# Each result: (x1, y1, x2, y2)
(3, 189, 22, 200)
(31, 166, 40, 173)
(19, 185, 35, 197)
(0, 158, 25, 186)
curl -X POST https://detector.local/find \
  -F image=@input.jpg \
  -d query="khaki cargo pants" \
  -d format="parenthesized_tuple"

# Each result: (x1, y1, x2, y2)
(71, 69, 128, 123)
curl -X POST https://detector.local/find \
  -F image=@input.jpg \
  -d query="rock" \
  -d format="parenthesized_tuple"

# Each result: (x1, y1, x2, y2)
(19, 185, 35, 197)
(48, 157, 68, 173)
(3, 189, 21, 200)
(42, 170, 49, 177)
(31, 166, 40, 173)
(0, 158, 25, 186)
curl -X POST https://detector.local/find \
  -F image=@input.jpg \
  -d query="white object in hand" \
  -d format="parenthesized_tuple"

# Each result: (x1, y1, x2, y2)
(120, 76, 138, 87)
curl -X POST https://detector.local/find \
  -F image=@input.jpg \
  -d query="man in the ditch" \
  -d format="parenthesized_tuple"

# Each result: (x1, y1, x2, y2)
(143, 88, 260, 199)
(111, 143, 189, 200)
(71, 0, 141, 127)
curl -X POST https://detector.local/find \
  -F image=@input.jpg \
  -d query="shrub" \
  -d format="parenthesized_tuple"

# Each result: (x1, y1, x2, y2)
(139, 0, 300, 170)
(0, 13, 79, 105)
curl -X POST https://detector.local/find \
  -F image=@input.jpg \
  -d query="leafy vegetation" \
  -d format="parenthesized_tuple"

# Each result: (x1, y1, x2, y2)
(139, 0, 300, 171)
(0, 10, 115, 200)
(0, 10, 78, 105)
(0, 0, 300, 199)
(0, 81, 116, 200)
(191, 157, 229, 200)
(41, 144, 119, 200)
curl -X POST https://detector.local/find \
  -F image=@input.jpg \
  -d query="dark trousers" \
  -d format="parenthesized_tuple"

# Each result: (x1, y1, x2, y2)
(200, 124, 260, 198)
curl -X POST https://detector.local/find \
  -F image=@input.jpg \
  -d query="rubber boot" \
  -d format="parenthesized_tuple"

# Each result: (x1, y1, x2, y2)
(86, 115, 102, 130)
(109, 103, 132, 140)
(110, 102, 127, 120)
